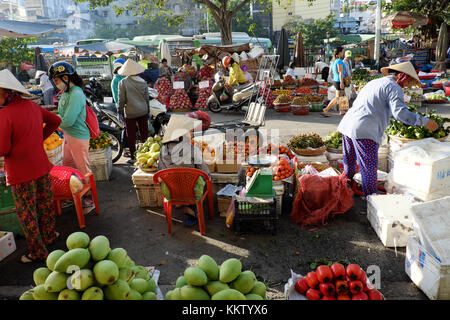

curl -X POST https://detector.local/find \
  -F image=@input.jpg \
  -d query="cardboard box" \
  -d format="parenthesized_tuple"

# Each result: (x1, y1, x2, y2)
(0, 231, 16, 262)
(216, 162, 240, 173)
(405, 237, 450, 300)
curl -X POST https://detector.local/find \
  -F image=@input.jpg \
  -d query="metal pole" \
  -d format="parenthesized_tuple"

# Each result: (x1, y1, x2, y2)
(374, 0, 381, 65)
(206, 11, 210, 33)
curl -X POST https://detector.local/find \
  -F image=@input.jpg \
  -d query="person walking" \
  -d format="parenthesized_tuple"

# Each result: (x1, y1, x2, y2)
(343, 50, 353, 79)
(117, 59, 150, 164)
(36, 70, 55, 105)
(337, 62, 439, 198)
(0, 69, 62, 263)
(322, 47, 347, 117)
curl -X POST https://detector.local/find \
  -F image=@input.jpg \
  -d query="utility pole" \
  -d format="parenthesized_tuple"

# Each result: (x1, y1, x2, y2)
(374, 0, 381, 65)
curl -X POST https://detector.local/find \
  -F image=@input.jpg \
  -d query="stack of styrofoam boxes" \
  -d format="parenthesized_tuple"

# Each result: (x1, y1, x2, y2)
(366, 194, 416, 248)
(390, 138, 450, 201)
(406, 196, 450, 300)
(89, 146, 113, 182)
(0, 231, 16, 262)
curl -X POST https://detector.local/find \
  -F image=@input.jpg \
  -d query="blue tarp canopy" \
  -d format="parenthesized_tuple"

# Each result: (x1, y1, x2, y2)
(0, 20, 64, 38)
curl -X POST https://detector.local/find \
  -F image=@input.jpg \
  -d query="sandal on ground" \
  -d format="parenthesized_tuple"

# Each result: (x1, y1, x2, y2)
(184, 214, 198, 227)
(321, 112, 331, 117)
(20, 254, 39, 264)
(61, 200, 74, 208)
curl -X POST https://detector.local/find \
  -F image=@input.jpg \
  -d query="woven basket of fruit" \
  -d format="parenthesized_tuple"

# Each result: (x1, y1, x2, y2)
(288, 133, 326, 156)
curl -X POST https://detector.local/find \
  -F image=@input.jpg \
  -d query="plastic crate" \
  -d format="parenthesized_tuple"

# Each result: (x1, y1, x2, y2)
(233, 197, 278, 235)
(0, 173, 15, 213)
(291, 104, 310, 115)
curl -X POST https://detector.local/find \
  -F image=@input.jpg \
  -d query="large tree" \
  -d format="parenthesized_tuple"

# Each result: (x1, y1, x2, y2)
(284, 14, 337, 49)
(75, 0, 315, 45)
(0, 38, 35, 73)
(382, 0, 450, 38)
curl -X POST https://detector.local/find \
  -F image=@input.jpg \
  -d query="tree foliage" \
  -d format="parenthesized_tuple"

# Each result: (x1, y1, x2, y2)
(0, 38, 35, 68)
(284, 14, 337, 49)
(382, 0, 450, 38)
(74, 0, 316, 44)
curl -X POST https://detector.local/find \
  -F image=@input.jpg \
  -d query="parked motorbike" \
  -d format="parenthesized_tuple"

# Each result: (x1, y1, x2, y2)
(84, 77, 105, 103)
(207, 72, 258, 113)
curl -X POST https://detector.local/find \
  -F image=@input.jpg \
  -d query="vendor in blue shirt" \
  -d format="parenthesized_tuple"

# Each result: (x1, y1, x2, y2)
(337, 62, 439, 198)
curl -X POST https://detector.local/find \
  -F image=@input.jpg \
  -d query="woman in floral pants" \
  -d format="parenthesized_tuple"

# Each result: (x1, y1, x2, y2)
(0, 70, 62, 263)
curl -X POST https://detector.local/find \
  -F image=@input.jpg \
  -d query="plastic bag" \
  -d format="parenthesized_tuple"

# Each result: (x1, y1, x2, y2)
(226, 188, 246, 228)
(186, 110, 211, 131)
(69, 174, 83, 194)
(301, 165, 320, 176)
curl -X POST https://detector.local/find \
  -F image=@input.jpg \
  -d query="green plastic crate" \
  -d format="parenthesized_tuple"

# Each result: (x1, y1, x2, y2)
(0, 211, 23, 237)
(0, 183, 15, 213)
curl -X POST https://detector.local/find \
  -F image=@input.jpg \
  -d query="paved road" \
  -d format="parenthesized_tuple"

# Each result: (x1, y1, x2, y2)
(2, 103, 448, 300)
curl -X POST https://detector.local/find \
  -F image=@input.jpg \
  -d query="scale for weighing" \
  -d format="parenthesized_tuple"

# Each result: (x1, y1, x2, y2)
(245, 155, 277, 198)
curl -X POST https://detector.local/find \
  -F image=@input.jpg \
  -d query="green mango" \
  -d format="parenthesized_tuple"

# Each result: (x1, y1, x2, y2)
(204, 281, 229, 296)
(184, 267, 208, 287)
(219, 258, 242, 283)
(54, 248, 90, 273)
(175, 276, 187, 288)
(198, 255, 219, 281)
(147, 278, 156, 293)
(66, 232, 90, 250)
(58, 289, 80, 300)
(133, 266, 150, 280)
(170, 288, 182, 300)
(88, 235, 111, 261)
(107, 248, 127, 268)
(142, 291, 157, 300)
(46, 250, 66, 272)
(180, 285, 210, 300)
(245, 293, 264, 300)
(44, 271, 69, 293)
(127, 288, 142, 300)
(165, 290, 173, 300)
(70, 269, 94, 291)
(93, 260, 119, 285)
(33, 267, 52, 286)
(104, 279, 131, 300)
(150, 143, 160, 153)
(81, 287, 104, 300)
(130, 278, 148, 294)
(19, 289, 35, 300)
(32, 284, 58, 300)
(230, 270, 256, 294)
(249, 281, 266, 298)
(119, 267, 135, 283)
(211, 289, 246, 300)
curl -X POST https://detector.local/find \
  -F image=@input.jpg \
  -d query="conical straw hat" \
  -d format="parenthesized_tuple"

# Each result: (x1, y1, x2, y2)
(162, 114, 202, 144)
(381, 62, 421, 85)
(118, 59, 146, 76)
(0, 69, 30, 96)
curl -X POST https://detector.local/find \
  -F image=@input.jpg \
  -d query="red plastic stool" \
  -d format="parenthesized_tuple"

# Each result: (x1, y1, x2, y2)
(50, 166, 100, 229)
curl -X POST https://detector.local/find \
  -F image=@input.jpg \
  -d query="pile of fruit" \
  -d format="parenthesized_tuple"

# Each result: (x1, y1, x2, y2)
(270, 158, 294, 181)
(258, 144, 295, 159)
(194, 79, 213, 110)
(245, 166, 259, 178)
(223, 141, 257, 161)
(271, 79, 282, 87)
(403, 89, 423, 101)
(191, 139, 216, 158)
(154, 77, 174, 96)
(294, 263, 384, 300)
(295, 87, 314, 94)
(304, 94, 323, 102)
(298, 78, 319, 87)
(44, 133, 63, 151)
(317, 87, 328, 95)
(323, 130, 342, 150)
(351, 69, 369, 81)
(19, 232, 158, 300)
(135, 135, 162, 169)
(197, 65, 214, 79)
(273, 89, 293, 95)
(169, 89, 193, 111)
(353, 75, 383, 89)
(258, 86, 275, 107)
(288, 133, 324, 150)
(274, 94, 292, 104)
(165, 255, 267, 300)
(291, 96, 309, 106)
(89, 133, 112, 151)
(425, 93, 446, 101)
(386, 106, 449, 140)
(282, 75, 296, 85)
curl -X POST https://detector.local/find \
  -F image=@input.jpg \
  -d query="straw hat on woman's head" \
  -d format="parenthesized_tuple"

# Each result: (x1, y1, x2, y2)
(162, 114, 203, 144)
(0, 69, 30, 96)
(381, 62, 421, 85)
(118, 59, 146, 76)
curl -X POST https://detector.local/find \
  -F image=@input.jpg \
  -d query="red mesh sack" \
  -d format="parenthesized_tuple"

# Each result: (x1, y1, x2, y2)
(290, 173, 354, 227)
(186, 110, 211, 131)
(50, 166, 85, 197)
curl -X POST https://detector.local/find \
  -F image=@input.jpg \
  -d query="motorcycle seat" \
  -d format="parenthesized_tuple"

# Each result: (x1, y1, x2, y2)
(98, 103, 117, 112)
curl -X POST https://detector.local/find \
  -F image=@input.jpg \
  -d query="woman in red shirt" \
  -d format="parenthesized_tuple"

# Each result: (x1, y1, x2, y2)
(0, 70, 62, 263)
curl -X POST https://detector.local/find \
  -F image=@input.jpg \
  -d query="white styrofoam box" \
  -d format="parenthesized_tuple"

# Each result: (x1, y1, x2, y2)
(367, 194, 416, 247)
(410, 196, 450, 265)
(325, 151, 343, 161)
(295, 154, 328, 164)
(132, 168, 156, 185)
(391, 138, 450, 201)
(0, 231, 16, 262)
(405, 237, 450, 300)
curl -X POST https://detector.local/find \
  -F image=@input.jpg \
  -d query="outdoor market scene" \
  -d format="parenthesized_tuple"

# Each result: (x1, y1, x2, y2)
(1, 0, 450, 304)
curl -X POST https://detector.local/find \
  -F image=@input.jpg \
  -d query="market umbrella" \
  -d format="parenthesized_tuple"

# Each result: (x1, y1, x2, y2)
(277, 28, 290, 70)
(76, 41, 135, 54)
(294, 31, 306, 67)
(381, 11, 429, 29)
(159, 39, 172, 67)
(435, 22, 448, 71)
(0, 20, 64, 38)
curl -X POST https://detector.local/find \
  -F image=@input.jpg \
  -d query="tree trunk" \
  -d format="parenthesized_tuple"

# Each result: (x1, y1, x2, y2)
(216, 13, 233, 45)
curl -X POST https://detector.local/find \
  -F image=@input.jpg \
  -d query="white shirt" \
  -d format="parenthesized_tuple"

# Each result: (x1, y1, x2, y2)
(285, 68, 295, 78)
(39, 74, 54, 92)
(314, 61, 328, 72)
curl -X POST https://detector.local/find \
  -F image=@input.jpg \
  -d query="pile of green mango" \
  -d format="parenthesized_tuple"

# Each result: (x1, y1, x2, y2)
(165, 255, 267, 300)
(19, 232, 158, 300)
(136, 135, 162, 169)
